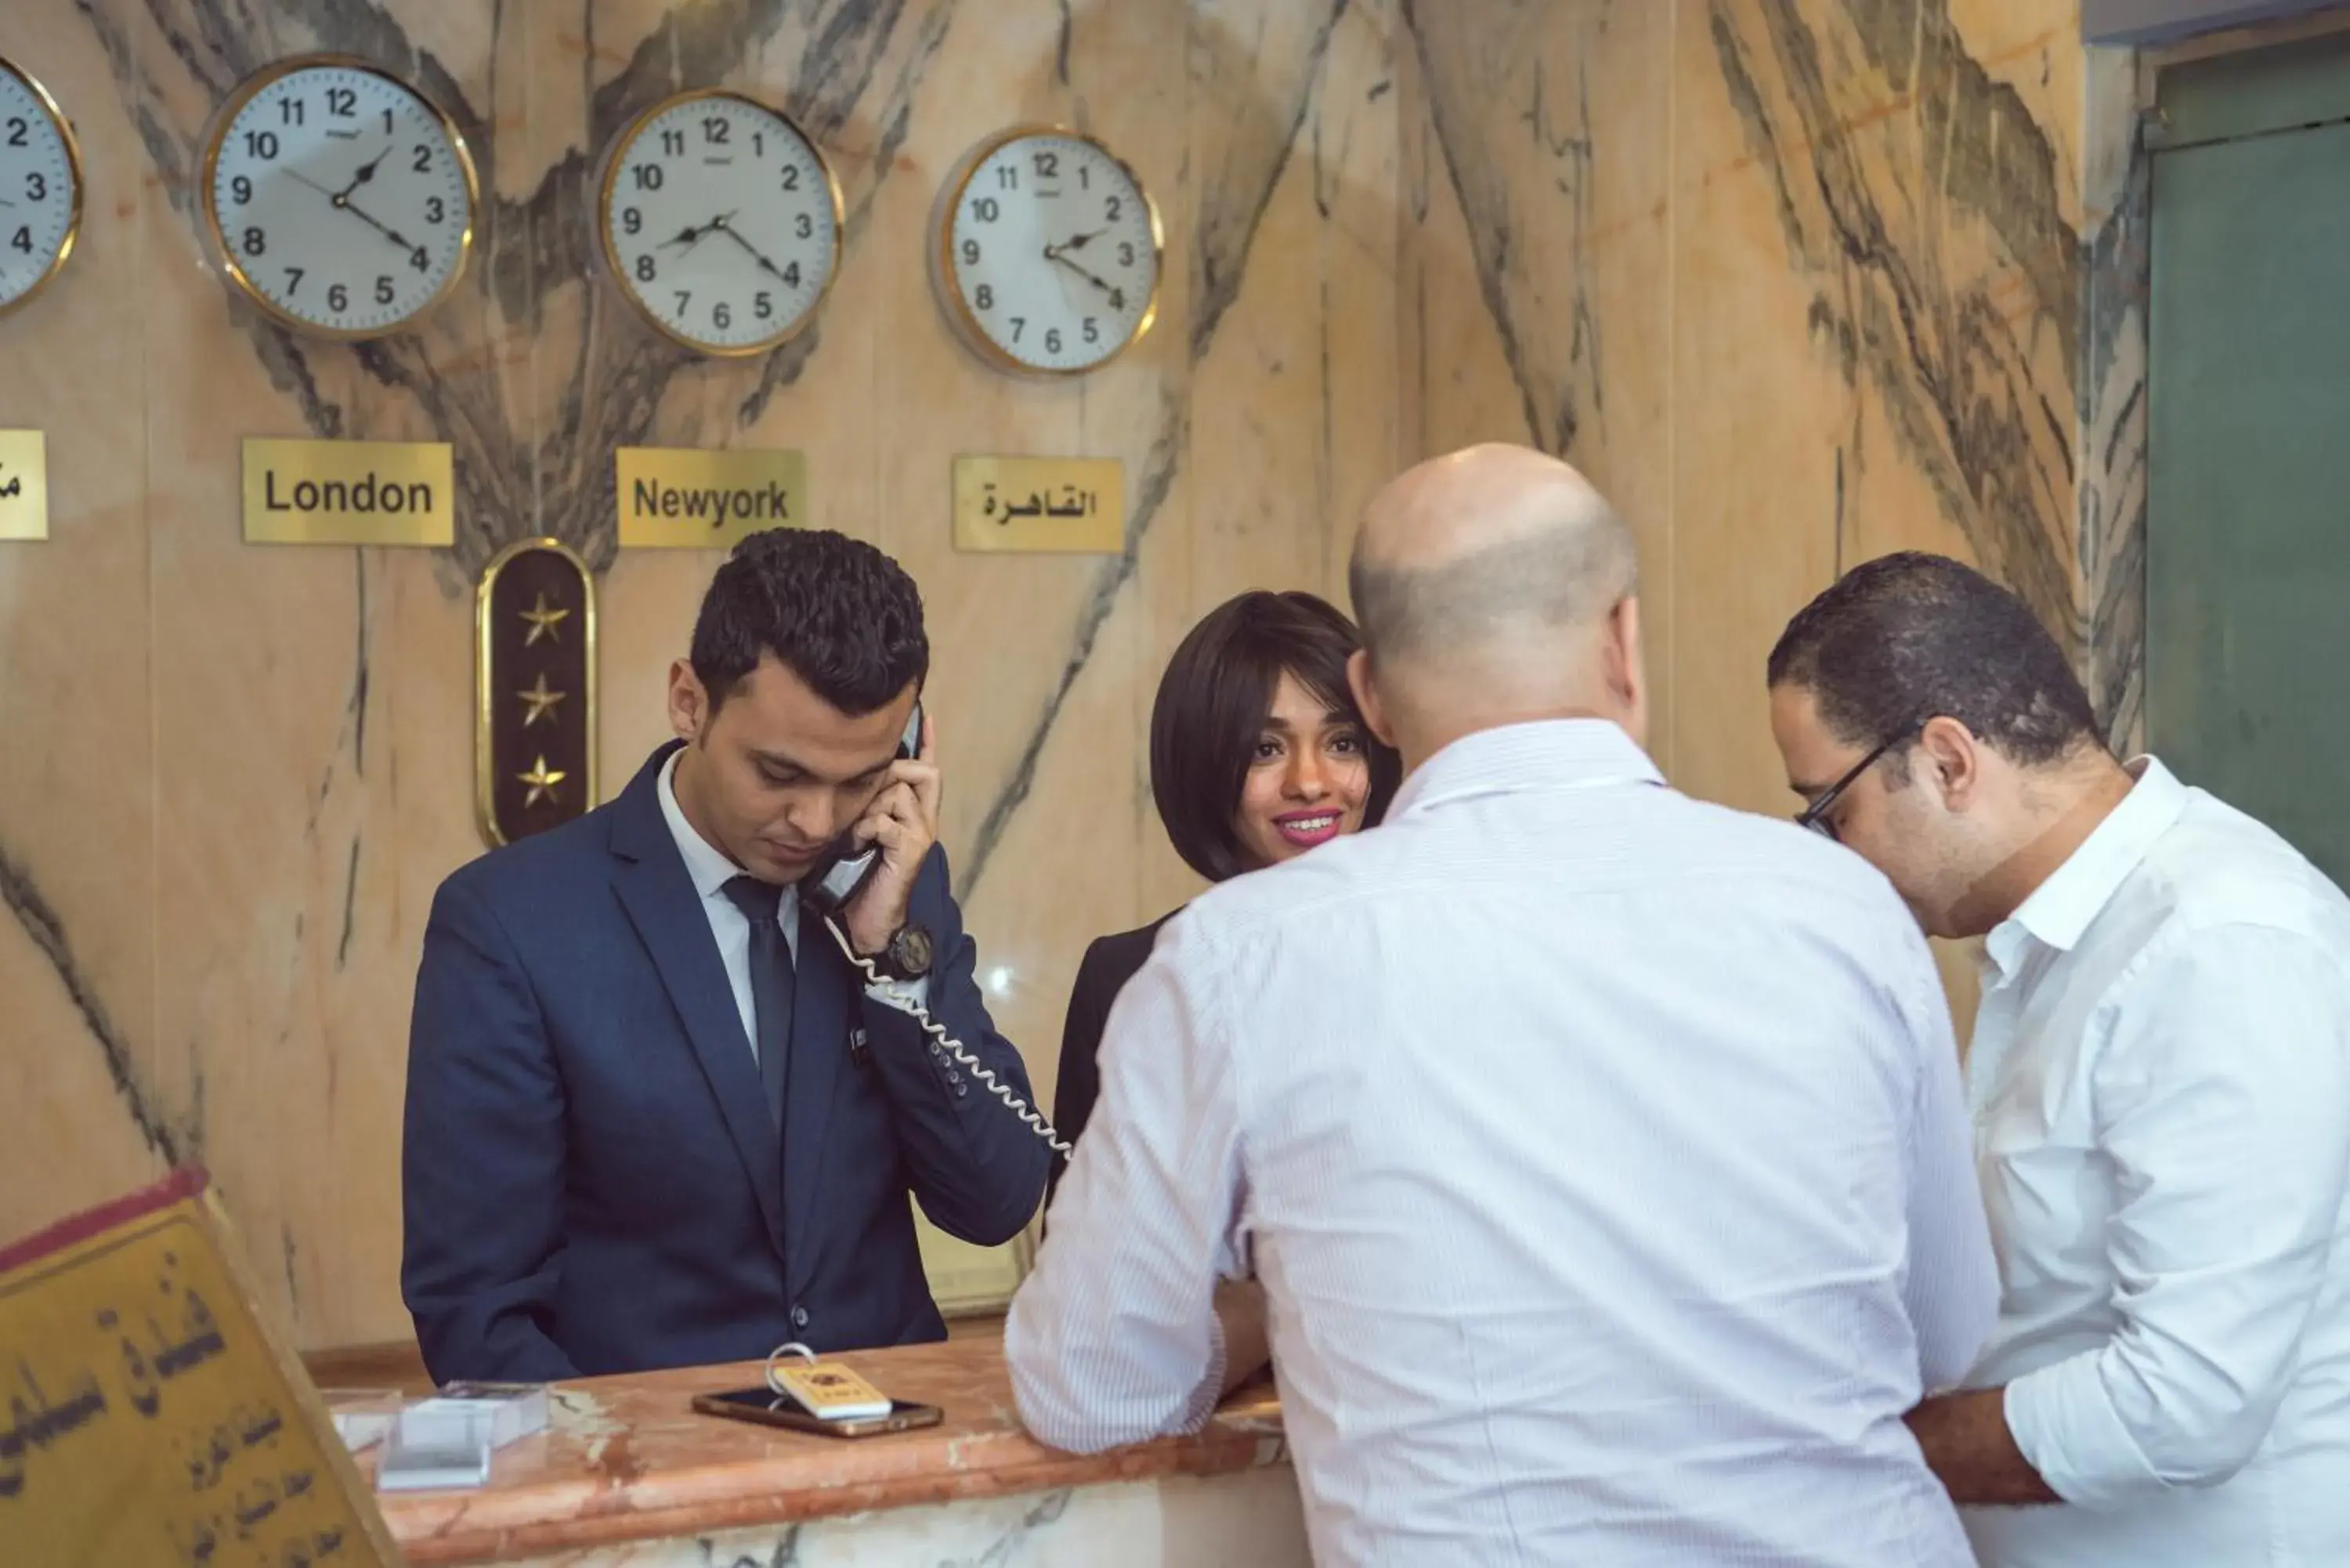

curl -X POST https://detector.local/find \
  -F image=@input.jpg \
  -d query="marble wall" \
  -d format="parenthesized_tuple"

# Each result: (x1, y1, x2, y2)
(0, 0, 2150, 1350)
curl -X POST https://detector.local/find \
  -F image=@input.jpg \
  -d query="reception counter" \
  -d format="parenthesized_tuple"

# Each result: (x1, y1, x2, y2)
(375, 1337, 1305, 1566)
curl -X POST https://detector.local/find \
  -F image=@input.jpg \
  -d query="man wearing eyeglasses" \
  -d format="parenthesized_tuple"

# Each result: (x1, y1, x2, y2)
(1767, 551, 2350, 1568)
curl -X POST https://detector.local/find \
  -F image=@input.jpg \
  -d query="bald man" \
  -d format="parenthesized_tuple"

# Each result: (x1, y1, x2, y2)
(1007, 446, 1998, 1567)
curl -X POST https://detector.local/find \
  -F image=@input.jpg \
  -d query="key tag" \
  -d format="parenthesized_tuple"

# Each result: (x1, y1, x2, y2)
(765, 1342, 893, 1421)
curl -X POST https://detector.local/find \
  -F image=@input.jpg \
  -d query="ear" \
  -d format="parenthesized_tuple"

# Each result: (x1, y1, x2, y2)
(1347, 649, 1396, 749)
(667, 659, 707, 743)
(1604, 596, 1649, 748)
(1914, 715, 1981, 808)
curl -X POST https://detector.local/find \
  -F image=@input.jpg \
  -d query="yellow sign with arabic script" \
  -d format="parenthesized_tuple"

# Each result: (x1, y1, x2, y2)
(952, 456, 1123, 555)
(0, 1169, 399, 1567)
(0, 429, 49, 541)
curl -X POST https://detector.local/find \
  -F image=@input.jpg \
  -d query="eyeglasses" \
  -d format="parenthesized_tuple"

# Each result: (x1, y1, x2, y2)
(1795, 719, 1925, 842)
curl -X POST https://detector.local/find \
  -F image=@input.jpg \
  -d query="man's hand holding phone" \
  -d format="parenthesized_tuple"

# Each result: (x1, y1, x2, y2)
(840, 709, 940, 959)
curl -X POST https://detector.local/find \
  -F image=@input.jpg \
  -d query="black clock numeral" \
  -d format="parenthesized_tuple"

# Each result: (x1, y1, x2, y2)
(244, 129, 279, 160)
(622, 207, 643, 237)
(780, 165, 801, 193)
(1110, 287, 1126, 310)
(412, 144, 432, 173)
(635, 254, 656, 283)
(673, 290, 692, 315)
(279, 98, 306, 127)
(1009, 316, 1026, 343)
(410, 246, 431, 273)
(1119, 241, 1135, 266)
(283, 266, 302, 293)
(231, 175, 254, 206)
(25, 172, 45, 201)
(1104, 195, 1122, 222)
(782, 262, 801, 288)
(794, 213, 813, 240)
(713, 301, 732, 330)
(244, 226, 268, 256)
(4, 117, 26, 149)
(996, 164, 1018, 191)
(9, 226, 31, 254)
(426, 197, 446, 224)
(702, 117, 729, 145)
(753, 132, 766, 157)
(960, 239, 981, 266)
(327, 282, 349, 312)
(661, 128, 685, 157)
(1046, 327, 1063, 354)
(1083, 316, 1100, 345)
(755, 292, 773, 320)
(1079, 164, 1091, 190)
(971, 197, 999, 223)
(376, 275, 395, 305)
(382, 107, 394, 134)
(327, 86, 357, 117)
(1033, 150, 1059, 179)
(634, 164, 664, 192)
(974, 284, 993, 310)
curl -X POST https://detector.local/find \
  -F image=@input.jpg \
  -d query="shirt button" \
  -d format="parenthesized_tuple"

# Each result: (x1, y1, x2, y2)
(955, 1084, 968, 1098)
(791, 1306, 810, 1329)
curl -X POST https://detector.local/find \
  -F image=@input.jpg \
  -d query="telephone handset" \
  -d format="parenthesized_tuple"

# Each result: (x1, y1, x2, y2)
(797, 698, 1071, 1157)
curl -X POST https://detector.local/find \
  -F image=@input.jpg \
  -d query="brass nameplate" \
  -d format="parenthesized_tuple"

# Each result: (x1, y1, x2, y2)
(0, 1168, 401, 1566)
(0, 429, 49, 541)
(241, 437, 455, 547)
(616, 446, 807, 549)
(477, 538, 598, 847)
(953, 456, 1123, 554)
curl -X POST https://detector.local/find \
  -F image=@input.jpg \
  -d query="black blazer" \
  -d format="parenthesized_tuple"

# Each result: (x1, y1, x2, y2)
(1047, 912, 1174, 1204)
(402, 742, 1053, 1382)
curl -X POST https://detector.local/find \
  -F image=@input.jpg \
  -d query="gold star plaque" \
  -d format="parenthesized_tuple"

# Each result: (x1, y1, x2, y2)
(519, 591, 569, 646)
(516, 673, 566, 728)
(516, 754, 566, 808)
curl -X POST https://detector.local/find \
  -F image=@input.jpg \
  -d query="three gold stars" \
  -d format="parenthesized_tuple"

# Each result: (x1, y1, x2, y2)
(515, 672, 567, 728)
(516, 754, 567, 809)
(519, 591, 570, 647)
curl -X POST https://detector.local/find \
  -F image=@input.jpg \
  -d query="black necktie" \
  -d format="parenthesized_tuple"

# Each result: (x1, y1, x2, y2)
(721, 876, 794, 1134)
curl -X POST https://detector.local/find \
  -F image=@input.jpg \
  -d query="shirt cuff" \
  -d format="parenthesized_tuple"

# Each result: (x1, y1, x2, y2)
(862, 974, 931, 1014)
(2005, 1354, 2160, 1510)
(1175, 1306, 1230, 1434)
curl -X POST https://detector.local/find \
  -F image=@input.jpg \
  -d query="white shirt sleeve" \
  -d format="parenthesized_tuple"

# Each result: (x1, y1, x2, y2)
(2006, 922, 2350, 1506)
(1886, 927, 2001, 1393)
(1003, 916, 1245, 1452)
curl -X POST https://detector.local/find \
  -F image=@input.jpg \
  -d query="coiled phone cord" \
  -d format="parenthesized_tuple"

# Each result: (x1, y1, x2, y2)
(822, 916, 1072, 1158)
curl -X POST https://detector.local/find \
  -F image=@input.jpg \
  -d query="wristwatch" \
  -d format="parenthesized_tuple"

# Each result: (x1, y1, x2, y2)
(862, 923, 934, 983)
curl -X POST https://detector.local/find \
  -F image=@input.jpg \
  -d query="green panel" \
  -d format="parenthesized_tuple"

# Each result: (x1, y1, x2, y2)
(2148, 109, 2350, 886)
(2151, 29, 2350, 150)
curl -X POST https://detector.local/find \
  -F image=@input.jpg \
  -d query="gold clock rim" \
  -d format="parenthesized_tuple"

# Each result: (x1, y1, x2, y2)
(928, 122, 1164, 381)
(593, 86, 848, 361)
(475, 536, 599, 850)
(199, 52, 481, 344)
(0, 55, 88, 321)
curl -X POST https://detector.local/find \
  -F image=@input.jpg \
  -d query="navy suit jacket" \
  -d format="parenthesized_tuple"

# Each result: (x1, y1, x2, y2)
(402, 742, 1051, 1382)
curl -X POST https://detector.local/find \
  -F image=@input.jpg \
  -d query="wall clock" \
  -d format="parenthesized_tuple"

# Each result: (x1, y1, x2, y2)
(597, 89, 844, 356)
(202, 56, 478, 339)
(929, 126, 1160, 377)
(0, 56, 84, 317)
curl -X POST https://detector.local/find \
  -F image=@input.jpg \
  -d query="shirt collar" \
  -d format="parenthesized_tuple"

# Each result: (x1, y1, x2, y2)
(1390, 718, 1665, 819)
(657, 747, 750, 902)
(1984, 755, 2191, 974)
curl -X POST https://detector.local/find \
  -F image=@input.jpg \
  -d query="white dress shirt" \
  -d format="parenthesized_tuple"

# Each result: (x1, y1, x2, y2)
(1007, 720, 1998, 1568)
(654, 750, 924, 1053)
(1961, 757, 2350, 1568)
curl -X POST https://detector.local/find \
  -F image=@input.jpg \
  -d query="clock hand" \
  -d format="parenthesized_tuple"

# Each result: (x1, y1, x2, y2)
(710, 215, 794, 284)
(1058, 228, 1108, 251)
(1043, 244, 1118, 298)
(287, 169, 422, 258)
(660, 211, 736, 253)
(332, 145, 393, 203)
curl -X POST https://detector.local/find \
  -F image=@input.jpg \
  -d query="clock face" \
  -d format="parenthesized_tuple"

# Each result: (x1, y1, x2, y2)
(0, 59, 82, 316)
(598, 91, 842, 356)
(937, 129, 1159, 375)
(204, 59, 476, 338)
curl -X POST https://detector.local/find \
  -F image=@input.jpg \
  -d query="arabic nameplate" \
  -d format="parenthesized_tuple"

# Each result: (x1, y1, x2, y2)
(952, 456, 1123, 555)
(0, 430, 49, 542)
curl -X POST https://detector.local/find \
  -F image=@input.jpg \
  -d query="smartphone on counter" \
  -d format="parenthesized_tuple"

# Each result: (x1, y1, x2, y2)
(691, 1386, 945, 1440)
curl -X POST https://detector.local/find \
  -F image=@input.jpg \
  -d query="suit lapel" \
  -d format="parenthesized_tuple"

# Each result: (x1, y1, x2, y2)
(608, 748, 786, 1257)
(781, 900, 850, 1292)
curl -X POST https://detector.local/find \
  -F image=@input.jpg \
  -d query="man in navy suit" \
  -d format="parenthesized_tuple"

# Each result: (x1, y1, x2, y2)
(403, 528, 1051, 1382)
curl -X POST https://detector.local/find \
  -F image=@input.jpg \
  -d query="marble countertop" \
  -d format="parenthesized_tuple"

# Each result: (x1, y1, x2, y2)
(375, 1338, 1287, 1565)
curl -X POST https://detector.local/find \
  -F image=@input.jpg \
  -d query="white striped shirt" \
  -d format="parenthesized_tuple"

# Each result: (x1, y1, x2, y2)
(1007, 720, 1998, 1567)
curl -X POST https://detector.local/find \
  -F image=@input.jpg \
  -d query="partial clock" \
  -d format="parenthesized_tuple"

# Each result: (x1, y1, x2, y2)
(598, 89, 843, 356)
(203, 56, 478, 338)
(930, 126, 1160, 377)
(0, 57, 84, 317)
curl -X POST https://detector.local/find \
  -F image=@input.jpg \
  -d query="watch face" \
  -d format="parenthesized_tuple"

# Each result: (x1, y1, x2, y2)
(598, 90, 842, 356)
(894, 927, 934, 977)
(204, 58, 477, 338)
(935, 128, 1160, 376)
(0, 59, 81, 316)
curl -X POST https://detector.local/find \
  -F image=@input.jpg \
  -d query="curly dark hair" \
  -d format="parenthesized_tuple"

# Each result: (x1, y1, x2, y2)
(1767, 551, 2100, 771)
(689, 529, 929, 716)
